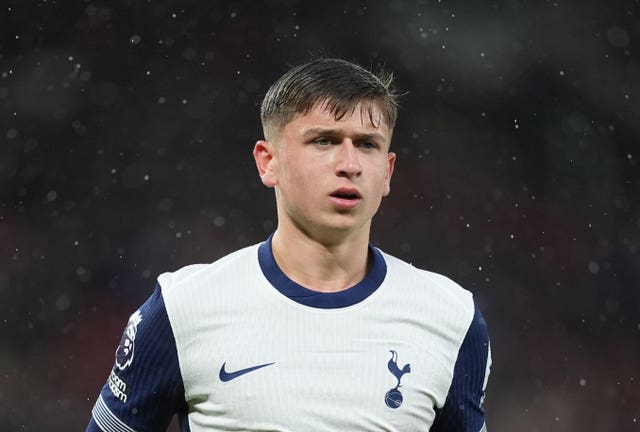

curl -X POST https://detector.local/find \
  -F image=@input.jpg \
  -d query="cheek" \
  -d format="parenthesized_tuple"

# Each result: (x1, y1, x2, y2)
(278, 160, 316, 196)
(284, 154, 325, 181)
(279, 164, 305, 185)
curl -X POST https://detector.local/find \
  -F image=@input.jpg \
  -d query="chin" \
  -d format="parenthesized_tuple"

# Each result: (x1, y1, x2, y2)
(318, 216, 370, 235)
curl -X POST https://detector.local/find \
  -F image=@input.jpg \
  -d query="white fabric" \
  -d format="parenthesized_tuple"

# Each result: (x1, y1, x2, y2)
(92, 394, 139, 432)
(158, 244, 475, 432)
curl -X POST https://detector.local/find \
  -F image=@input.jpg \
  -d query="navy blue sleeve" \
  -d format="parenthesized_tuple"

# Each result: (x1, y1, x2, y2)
(86, 284, 188, 432)
(431, 302, 491, 432)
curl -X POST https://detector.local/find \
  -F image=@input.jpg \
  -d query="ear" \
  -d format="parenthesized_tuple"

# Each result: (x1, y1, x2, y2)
(253, 140, 278, 188)
(382, 152, 396, 197)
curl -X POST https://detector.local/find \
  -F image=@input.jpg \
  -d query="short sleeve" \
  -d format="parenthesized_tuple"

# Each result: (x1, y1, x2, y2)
(431, 302, 491, 432)
(86, 284, 187, 432)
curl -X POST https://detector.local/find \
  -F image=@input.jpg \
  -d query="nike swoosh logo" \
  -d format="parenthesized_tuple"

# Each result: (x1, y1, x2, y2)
(219, 362, 275, 382)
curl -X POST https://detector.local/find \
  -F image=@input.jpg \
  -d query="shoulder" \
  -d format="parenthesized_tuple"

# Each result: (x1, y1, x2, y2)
(381, 251, 470, 293)
(380, 250, 474, 314)
(153, 243, 264, 326)
(157, 243, 260, 295)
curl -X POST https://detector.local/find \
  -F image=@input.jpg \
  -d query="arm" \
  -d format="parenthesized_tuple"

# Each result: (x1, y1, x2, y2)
(431, 302, 492, 432)
(86, 285, 187, 432)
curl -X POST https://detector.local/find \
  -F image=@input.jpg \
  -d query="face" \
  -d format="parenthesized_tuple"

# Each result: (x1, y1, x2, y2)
(254, 101, 396, 240)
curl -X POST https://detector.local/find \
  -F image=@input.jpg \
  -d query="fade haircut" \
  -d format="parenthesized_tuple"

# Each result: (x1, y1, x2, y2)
(260, 58, 399, 142)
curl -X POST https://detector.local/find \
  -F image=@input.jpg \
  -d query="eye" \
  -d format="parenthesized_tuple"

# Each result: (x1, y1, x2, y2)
(313, 136, 333, 146)
(358, 141, 378, 150)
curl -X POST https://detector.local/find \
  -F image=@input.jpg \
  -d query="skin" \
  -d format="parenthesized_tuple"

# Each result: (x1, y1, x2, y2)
(253, 100, 396, 293)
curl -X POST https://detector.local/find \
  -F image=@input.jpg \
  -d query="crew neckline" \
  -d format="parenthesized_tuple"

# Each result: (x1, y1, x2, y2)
(257, 235, 387, 309)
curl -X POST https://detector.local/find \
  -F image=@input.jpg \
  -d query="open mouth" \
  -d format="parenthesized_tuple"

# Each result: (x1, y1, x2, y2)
(331, 192, 360, 200)
(330, 189, 362, 201)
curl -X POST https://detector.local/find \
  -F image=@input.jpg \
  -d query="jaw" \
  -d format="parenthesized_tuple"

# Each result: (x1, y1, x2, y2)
(275, 201, 374, 247)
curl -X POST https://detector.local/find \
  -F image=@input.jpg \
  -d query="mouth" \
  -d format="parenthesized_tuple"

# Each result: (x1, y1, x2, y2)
(330, 188, 362, 200)
(329, 188, 362, 209)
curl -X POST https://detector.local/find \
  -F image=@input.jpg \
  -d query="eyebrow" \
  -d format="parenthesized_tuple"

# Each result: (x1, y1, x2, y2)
(301, 127, 387, 143)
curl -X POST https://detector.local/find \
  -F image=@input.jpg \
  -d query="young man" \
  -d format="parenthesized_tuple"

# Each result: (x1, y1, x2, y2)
(86, 58, 491, 432)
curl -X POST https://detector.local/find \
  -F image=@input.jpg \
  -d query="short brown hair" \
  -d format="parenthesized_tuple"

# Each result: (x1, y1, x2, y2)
(260, 58, 399, 141)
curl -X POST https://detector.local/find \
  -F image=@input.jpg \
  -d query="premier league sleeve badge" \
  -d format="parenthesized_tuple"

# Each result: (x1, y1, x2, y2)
(115, 310, 143, 371)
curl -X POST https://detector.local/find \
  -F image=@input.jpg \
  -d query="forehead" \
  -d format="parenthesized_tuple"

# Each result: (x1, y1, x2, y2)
(285, 100, 391, 137)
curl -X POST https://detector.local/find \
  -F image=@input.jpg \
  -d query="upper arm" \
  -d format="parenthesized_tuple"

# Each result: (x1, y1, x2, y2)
(431, 302, 492, 432)
(86, 284, 187, 432)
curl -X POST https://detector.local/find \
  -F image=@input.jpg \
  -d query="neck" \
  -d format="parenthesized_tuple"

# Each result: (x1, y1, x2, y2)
(271, 224, 371, 293)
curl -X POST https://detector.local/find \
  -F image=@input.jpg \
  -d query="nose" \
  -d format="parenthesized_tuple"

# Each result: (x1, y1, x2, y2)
(335, 141, 362, 178)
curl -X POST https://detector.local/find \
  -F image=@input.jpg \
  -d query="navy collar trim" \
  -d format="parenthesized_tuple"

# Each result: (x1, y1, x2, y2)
(257, 235, 387, 309)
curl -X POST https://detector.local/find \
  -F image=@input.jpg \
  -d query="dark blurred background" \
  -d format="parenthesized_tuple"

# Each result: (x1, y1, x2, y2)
(1, 0, 639, 430)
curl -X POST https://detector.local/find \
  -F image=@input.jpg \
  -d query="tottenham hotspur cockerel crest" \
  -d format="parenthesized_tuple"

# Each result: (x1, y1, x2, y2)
(115, 310, 142, 370)
(385, 350, 411, 408)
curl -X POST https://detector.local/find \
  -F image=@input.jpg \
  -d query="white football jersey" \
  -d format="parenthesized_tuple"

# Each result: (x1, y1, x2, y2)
(88, 237, 491, 432)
